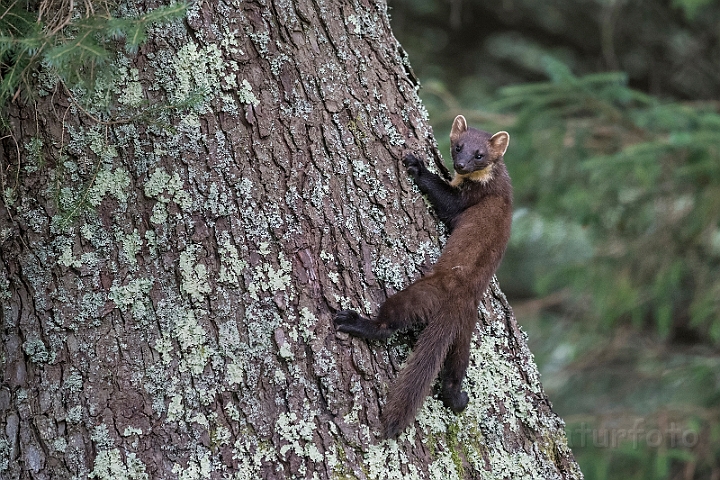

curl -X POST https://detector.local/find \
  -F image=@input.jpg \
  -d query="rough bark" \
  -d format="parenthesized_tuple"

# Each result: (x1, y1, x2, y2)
(0, 0, 583, 478)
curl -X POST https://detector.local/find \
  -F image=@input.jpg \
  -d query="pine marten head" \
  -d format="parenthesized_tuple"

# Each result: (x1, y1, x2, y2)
(449, 115, 509, 187)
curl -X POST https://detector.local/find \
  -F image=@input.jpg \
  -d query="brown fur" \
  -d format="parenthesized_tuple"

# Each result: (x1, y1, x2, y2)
(334, 115, 512, 438)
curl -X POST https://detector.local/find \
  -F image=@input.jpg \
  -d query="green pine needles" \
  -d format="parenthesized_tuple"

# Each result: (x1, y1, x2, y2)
(498, 56, 720, 343)
(0, 0, 187, 112)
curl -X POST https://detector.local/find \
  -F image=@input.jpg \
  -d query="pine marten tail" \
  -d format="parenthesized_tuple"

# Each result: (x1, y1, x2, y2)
(382, 318, 457, 438)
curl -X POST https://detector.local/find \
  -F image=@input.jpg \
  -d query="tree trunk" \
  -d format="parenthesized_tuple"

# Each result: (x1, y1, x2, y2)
(0, 0, 583, 478)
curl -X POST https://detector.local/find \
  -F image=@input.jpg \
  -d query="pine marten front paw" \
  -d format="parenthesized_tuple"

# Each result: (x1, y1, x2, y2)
(402, 153, 425, 177)
(333, 309, 360, 332)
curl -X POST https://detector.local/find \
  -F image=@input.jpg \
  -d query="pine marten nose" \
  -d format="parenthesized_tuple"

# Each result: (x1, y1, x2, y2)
(454, 160, 469, 173)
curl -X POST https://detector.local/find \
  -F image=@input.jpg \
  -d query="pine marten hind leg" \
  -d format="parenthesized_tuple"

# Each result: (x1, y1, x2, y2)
(334, 287, 426, 341)
(440, 327, 472, 413)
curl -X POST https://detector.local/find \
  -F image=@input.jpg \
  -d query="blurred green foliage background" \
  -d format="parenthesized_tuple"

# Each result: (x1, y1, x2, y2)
(388, 0, 720, 478)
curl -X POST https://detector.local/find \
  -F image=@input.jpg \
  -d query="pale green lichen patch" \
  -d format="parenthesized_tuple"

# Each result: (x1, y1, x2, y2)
(118, 67, 144, 108)
(22, 337, 55, 364)
(346, 14, 363, 35)
(170, 309, 213, 375)
(80, 251, 99, 270)
(143, 168, 174, 199)
(0, 439, 9, 471)
(90, 424, 114, 450)
(174, 43, 220, 101)
(24, 136, 44, 172)
(0, 226, 12, 246)
(237, 79, 259, 106)
(191, 412, 209, 428)
(219, 24, 244, 55)
(157, 41, 230, 114)
(351, 157, 390, 201)
(298, 307, 317, 343)
(212, 424, 231, 448)
(415, 396, 455, 438)
(144, 167, 192, 212)
(144, 230, 158, 256)
(178, 245, 211, 303)
(341, 381, 363, 425)
(171, 450, 214, 480)
(87, 127, 119, 163)
(267, 259, 291, 292)
(3, 187, 16, 207)
(217, 319, 241, 353)
(277, 342, 294, 360)
(225, 361, 244, 386)
(122, 427, 143, 437)
(230, 437, 278, 480)
(89, 448, 149, 480)
(52, 437, 67, 453)
(63, 370, 83, 392)
(58, 244, 82, 269)
(150, 203, 168, 224)
(247, 252, 292, 301)
(372, 255, 407, 290)
(275, 409, 324, 470)
(66, 405, 83, 424)
(154, 335, 174, 364)
(88, 167, 131, 207)
(246, 30, 270, 55)
(364, 440, 422, 480)
(217, 238, 247, 286)
(80, 223, 96, 241)
(428, 450, 463, 480)
(118, 230, 142, 269)
(109, 278, 153, 317)
(166, 394, 184, 422)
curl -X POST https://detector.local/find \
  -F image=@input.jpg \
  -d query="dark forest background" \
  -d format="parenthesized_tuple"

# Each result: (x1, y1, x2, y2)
(388, 0, 720, 478)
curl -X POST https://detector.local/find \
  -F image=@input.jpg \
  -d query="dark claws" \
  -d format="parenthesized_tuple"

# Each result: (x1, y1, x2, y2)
(333, 309, 360, 334)
(403, 153, 425, 177)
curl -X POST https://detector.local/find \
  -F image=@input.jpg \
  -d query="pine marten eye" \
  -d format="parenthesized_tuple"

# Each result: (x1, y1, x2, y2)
(475, 153, 484, 160)
(455, 145, 462, 152)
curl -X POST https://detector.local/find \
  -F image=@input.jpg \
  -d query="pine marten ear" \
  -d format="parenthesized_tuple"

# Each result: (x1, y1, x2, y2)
(489, 131, 510, 157)
(450, 115, 468, 143)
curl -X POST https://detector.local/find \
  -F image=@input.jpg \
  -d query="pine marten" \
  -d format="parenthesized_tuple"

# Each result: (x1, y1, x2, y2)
(334, 115, 513, 439)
